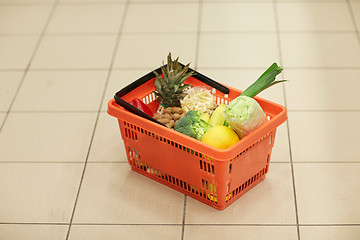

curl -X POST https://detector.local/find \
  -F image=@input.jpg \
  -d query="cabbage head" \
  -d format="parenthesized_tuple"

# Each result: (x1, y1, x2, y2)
(224, 96, 267, 139)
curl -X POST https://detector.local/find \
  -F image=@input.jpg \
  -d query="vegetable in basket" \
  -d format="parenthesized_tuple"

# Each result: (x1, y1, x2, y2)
(129, 98, 154, 117)
(153, 53, 195, 108)
(174, 110, 211, 140)
(224, 62, 286, 139)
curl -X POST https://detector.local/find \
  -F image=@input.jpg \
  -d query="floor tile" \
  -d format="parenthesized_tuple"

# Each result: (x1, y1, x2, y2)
(198, 33, 280, 68)
(271, 123, 290, 163)
(102, 69, 151, 111)
(201, 3, 275, 32)
(288, 111, 360, 162)
(0, 5, 51, 34)
(0, 112, 97, 162)
(113, 34, 197, 69)
(88, 112, 127, 162)
(184, 226, 298, 240)
(351, 2, 360, 30)
(185, 163, 296, 224)
(47, 4, 124, 34)
(300, 226, 360, 240)
(0, 35, 39, 70)
(0, 224, 68, 240)
(277, 2, 354, 31)
(294, 163, 360, 224)
(72, 163, 185, 224)
(203, 0, 273, 2)
(284, 69, 360, 111)
(12, 70, 108, 111)
(281, 0, 346, 1)
(31, 35, 117, 69)
(68, 225, 182, 240)
(280, 32, 360, 68)
(0, 163, 83, 223)
(277, 0, 346, 2)
(0, 71, 23, 111)
(123, 3, 199, 33)
(0, 0, 56, 3)
(133, 0, 198, 2)
(0, 112, 6, 125)
(60, 0, 126, 3)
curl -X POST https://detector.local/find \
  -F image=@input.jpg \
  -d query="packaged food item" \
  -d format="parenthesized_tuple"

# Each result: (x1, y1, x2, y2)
(180, 86, 217, 114)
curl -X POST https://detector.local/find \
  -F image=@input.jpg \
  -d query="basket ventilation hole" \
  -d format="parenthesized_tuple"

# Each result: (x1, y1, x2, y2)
(199, 159, 215, 175)
(226, 167, 267, 202)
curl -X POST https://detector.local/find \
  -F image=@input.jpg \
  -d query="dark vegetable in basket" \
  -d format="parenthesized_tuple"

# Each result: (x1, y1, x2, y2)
(129, 98, 154, 117)
(174, 110, 211, 140)
(153, 53, 195, 108)
(224, 62, 287, 138)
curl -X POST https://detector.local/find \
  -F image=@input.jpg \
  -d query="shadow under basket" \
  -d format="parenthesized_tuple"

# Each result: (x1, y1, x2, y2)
(107, 67, 287, 210)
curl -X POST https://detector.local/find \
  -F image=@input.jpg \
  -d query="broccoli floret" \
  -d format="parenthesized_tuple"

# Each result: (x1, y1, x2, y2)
(174, 110, 211, 140)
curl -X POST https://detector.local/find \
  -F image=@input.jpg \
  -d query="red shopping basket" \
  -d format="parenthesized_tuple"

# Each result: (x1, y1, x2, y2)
(107, 66, 287, 210)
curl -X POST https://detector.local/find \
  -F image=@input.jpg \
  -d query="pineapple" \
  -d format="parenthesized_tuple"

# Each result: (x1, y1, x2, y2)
(153, 53, 195, 108)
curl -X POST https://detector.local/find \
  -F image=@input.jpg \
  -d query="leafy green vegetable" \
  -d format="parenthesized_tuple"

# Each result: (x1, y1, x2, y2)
(241, 62, 286, 98)
(224, 96, 266, 138)
(174, 110, 211, 140)
(224, 62, 286, 138)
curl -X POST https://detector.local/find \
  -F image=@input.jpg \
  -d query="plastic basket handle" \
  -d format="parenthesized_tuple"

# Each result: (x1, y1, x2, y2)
(114, 64, 230, 126)
(189, 68, 230, 94)
(115, 96, 166, 126)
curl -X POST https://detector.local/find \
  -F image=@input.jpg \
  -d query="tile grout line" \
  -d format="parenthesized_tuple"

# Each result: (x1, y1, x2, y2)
(3, 65, 360, 72)
(181, 195, 187, 240)
(2, 30, 360, 38)
(346, 0, 360, 44)
(193, 0, 203, 71)
(0, 0, 60, 134)
(181, 1, 202, 239)
(64, 1, 131, 239)
(2, 222, 360, 226)
(273, 1, 301, 240)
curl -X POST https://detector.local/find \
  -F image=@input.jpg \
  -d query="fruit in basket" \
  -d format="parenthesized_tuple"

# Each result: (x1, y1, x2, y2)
(153, 53, 195, 108)
(224, 62, 286, 139)
(200, 112, 210, 123)
(153, 107, 186, 128)
(174, 110, 211, 140)
(201, 126, 239, 149)
(208, 103, 226, 127)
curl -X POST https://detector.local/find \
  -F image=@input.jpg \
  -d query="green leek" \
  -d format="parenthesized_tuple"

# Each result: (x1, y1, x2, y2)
(224, 62, 287, 138)
(240, 62, 286, 98)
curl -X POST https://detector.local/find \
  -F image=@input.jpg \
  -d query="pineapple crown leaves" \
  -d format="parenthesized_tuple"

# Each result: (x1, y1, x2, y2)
(152, 53, 195, 107)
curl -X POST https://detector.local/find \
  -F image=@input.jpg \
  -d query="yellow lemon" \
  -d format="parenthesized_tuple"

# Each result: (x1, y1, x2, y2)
(201, 126, 240, 149)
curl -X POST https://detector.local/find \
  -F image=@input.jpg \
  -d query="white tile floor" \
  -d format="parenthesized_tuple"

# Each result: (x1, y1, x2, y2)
(0, 0, 360, 239)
